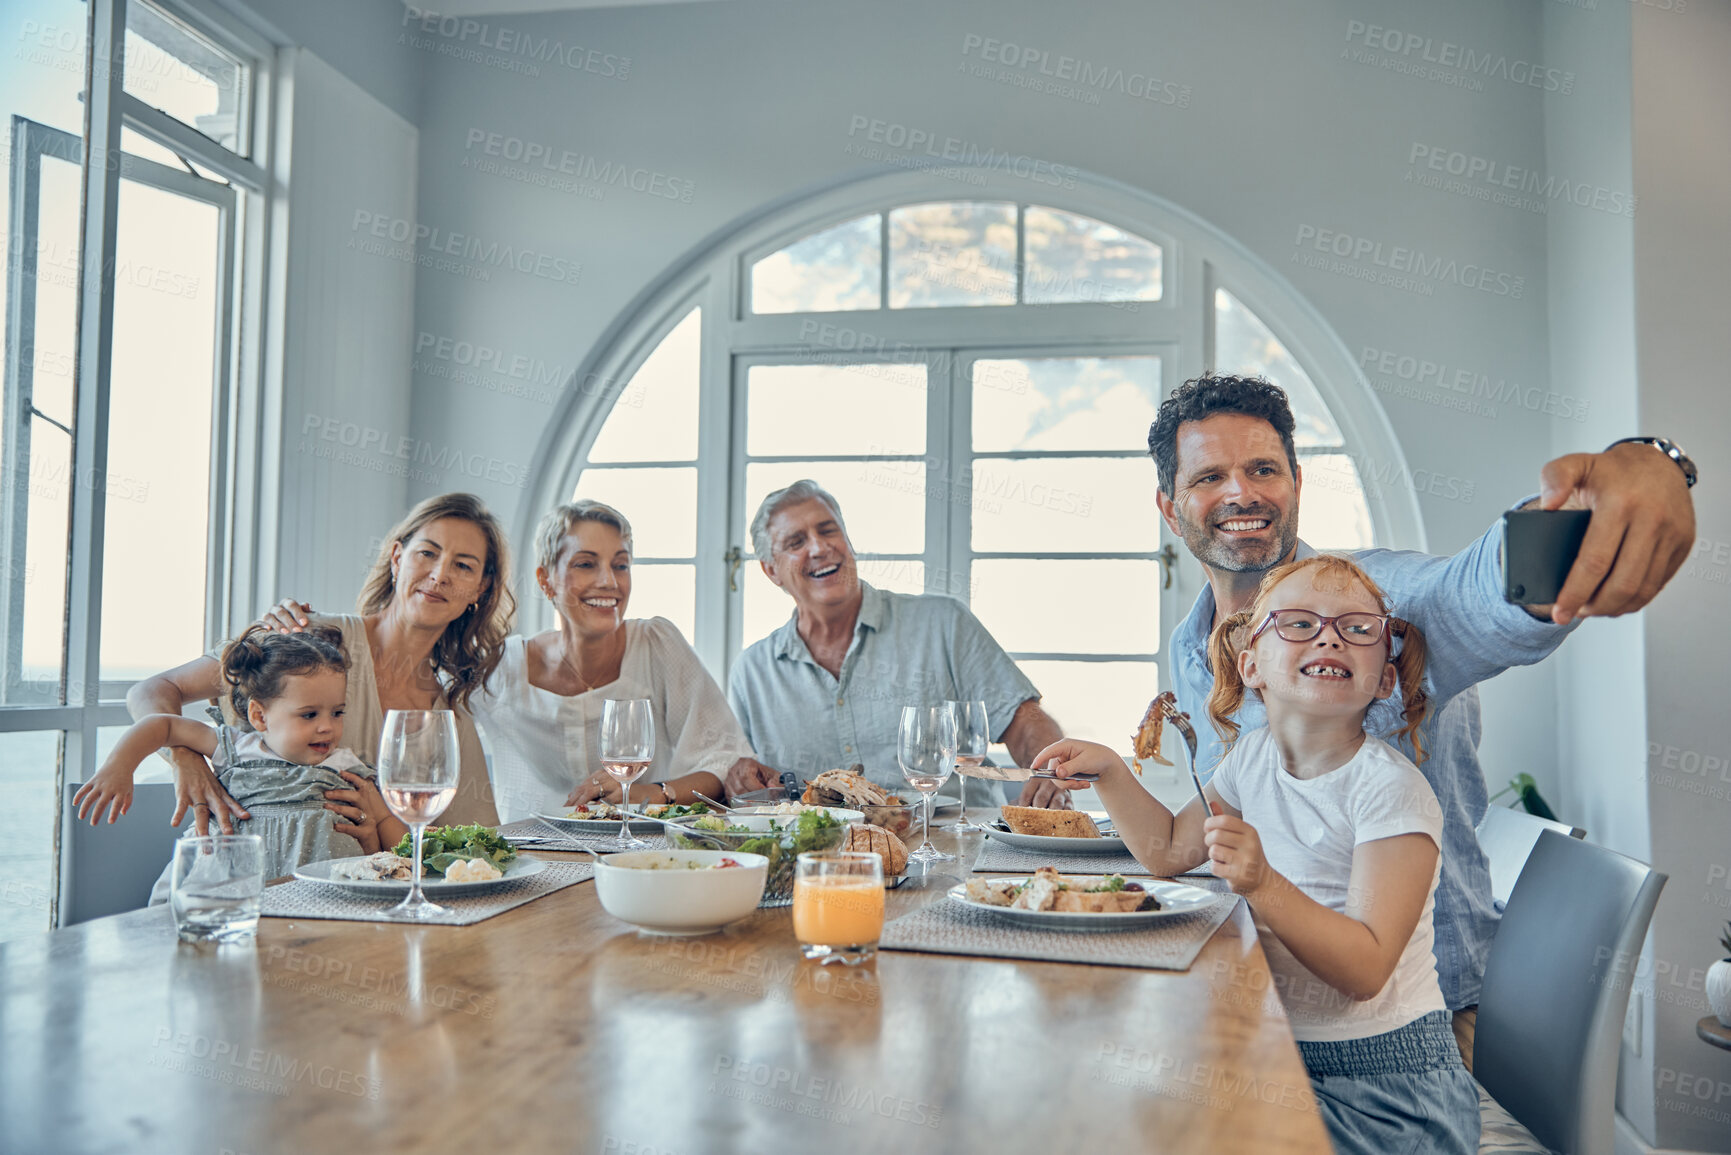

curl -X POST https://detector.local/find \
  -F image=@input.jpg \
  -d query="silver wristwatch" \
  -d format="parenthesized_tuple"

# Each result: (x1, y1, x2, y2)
(1608, 436, 1697, 489)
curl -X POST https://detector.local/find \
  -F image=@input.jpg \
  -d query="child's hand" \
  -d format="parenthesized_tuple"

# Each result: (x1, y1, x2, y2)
(1203, 813, 1275, 897)
(1027, 739, 1133, 789)
(73, 760, 135, 826)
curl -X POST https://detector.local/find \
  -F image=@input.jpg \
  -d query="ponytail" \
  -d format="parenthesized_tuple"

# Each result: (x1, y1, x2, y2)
(1387, 617, 1430, 763)
(1205, 610, 1257, 750)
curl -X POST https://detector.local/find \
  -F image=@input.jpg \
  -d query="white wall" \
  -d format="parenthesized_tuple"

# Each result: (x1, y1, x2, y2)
(1629, 3, 1731, 1150)
(402, 0, 1576, 790)
(267, 48, 419, 614)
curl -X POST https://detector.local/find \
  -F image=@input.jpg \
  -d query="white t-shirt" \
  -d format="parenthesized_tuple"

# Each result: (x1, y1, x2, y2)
(1209, 728, 1447, 1043)
(471, 618, 756, 822)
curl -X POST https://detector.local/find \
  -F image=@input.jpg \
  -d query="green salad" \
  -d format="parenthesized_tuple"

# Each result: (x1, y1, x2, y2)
(392, 824, 518, 876)
(672, 809, 844, 892)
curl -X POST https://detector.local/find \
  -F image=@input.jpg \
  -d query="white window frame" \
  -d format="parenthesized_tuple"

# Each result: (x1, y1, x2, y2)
(0, 0, 280, 930)
(524, 168, 1425, 686)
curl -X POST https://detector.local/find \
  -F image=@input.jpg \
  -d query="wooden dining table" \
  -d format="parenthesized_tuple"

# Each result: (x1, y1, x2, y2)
(0, 816, 1331, 1154)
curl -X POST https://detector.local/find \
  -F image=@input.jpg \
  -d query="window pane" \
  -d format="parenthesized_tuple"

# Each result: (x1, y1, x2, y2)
(0, 731, 61, 944)
(1297, 454, 1375, 550)
(1024, 207, 1162, 304)
(573, 467, 697, 558)
(625, 563, 695, 644)
(587, 308, 700, 463)
(973, 560, 1159, 655)
(100, 178, 222, 684)
(125, 0, 250, 154)
(744, 463, 924, 555)
(747, 363, 927, 457)
(750, 214, 881, 314)
(888, 202, 1016, 308)
(1214, 288, 1341, 448)
(1018, 660, 1159, 752)
(972, 356, 1162, 452)
(970, 458, 1158, 553)
(741, 558, 923, 649)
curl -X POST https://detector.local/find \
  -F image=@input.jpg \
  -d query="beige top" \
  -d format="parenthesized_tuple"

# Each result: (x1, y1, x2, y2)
(213, 613, 497, 826)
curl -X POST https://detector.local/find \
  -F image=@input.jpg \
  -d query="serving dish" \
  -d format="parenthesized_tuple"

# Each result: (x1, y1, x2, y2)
(592, 848, 768, 935)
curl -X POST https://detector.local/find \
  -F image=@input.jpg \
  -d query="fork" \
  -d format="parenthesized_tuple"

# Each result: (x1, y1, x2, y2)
(1159, 697, 1210, 815)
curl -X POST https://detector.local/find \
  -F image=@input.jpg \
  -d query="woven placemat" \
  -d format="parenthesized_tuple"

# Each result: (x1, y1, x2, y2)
(498, 816, 668, 854)
(972, 837, 1153, 876)
(259, 859, 593, 925)
(880, 887, 1239, 971)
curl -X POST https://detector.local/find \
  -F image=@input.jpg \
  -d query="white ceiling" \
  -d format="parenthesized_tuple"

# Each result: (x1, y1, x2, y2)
(403, 0, 726, 13)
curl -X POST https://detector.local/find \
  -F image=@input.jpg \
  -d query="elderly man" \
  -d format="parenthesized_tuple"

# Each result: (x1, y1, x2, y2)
(1125, 373, 1696, 1069)
(724, 479, 1070, 807)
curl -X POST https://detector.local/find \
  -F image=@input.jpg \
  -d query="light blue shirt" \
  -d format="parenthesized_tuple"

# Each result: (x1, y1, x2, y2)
(728, 582, 1040, 796)
(1169, 521, 1576, 1011)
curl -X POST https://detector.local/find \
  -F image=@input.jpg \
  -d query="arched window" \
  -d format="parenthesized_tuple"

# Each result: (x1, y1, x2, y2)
(542, 170, 1417, 751)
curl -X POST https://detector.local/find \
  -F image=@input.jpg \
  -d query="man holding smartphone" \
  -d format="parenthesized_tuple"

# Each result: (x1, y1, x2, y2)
(1148, 374, 1696, 1070)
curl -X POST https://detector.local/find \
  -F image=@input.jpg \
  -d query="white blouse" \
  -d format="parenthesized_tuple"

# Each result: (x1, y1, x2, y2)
(472, 618, 756, 822)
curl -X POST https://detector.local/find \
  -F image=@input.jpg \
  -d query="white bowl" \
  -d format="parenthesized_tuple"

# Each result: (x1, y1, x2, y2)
(592, 849, 769, 936)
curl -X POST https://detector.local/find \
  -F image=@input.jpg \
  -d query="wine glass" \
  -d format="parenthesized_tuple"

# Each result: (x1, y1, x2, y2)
(601, 698, 655, 851)
(378, 709, 461, 919)
(898, 704, 957, 863)
(946, 700, 992, 833)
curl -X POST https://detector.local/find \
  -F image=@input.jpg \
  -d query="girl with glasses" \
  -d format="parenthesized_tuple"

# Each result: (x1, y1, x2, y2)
(1036, 554, 1478, 1155)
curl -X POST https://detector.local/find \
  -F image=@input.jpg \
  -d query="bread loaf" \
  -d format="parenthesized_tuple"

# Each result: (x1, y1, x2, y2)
(1000, 805, 1100, 839)
(842, 822, 908, 878)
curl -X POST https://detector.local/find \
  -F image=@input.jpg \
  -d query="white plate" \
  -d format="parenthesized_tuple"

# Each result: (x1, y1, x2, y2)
(946, 876, 1218, 931)
(295, 855, 548, 897)
(536, 811, 664, 835)
(986, 816, 1127, 855)
(728, 806, 864, 824)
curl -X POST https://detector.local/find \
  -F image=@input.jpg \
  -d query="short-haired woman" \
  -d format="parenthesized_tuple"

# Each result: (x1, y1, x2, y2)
(470, 500, 766, 822)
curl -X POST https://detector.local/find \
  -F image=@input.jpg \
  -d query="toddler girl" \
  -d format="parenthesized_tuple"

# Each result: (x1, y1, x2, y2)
(74, 626, 407, 901)
(1036, 554, 1478, 1155)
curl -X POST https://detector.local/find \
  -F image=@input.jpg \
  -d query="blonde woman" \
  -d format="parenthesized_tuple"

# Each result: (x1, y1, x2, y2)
(129, 493, 514, 833)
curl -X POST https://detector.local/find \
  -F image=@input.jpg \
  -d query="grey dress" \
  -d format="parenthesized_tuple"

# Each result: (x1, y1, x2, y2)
(148, 717, 377, 905)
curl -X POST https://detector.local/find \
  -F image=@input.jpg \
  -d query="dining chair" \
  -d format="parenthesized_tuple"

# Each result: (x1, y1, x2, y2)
(1474, 830, 1667, 1155)
(1476, 804, 1585, 912)
(60, 782, 191, 925)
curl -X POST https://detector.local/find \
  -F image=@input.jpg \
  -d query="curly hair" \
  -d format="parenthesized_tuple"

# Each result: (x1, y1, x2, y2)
(1147, 374, 1299, 498)
(219, 624, 348, 719)
(357, 493, 515, 710)
(1206, 554, 1430, 763)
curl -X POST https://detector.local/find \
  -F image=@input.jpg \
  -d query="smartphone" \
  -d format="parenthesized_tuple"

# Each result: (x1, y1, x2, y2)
(1502, 509, 1592, 604)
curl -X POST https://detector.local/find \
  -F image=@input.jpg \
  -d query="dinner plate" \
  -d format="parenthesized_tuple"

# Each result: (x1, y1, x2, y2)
(946, 876, 1218, 931)
(535, 811, 664, 835)
(295, 855, 548, 897)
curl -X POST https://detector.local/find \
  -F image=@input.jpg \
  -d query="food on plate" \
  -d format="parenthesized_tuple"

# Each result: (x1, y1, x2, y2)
(965, 867, 1157, 913)
(392, 824, 518, 876)
(1000, 805, 1101, 839)
(621, 855, 745, 871)
(568, 800, 712, 821)
(442, 858, 504, 883)
(737, 801, 821, 816)
(330, 852, 416, 881)
(802, 766, 903, 810)
(841, 822, 909, 879)
(670, 808, 846, 894)
(1133, 691, 1181, 768)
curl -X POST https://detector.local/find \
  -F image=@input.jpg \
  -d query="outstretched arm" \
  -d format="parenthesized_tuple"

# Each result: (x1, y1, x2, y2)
(126, 658, 250, 834)
(73, 715, 219, 826)
(1033, 738, 1231, 875)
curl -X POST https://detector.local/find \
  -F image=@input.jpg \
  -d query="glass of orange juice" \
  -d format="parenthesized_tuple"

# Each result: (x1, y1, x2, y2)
(792, 852, 884, 965)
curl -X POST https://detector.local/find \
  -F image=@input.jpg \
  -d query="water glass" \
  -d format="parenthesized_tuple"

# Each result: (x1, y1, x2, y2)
(792, 852, 884, 965)
(947, 699, 992, 832)
(170, 834, 264, 943)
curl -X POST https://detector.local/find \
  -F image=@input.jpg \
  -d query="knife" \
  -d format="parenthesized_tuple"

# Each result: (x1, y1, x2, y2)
(951, 764, 1101, 783)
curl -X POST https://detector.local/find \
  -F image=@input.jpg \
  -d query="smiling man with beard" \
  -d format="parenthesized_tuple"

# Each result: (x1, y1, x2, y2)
(1150, 373, 1697, 1071)
(724, 479, 1069, 808)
